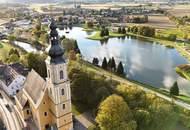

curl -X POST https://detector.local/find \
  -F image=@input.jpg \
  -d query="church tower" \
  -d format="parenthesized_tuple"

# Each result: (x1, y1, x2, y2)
(45, 19, 73, 130)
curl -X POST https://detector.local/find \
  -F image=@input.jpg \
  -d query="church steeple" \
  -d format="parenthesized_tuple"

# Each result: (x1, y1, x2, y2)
(45, 19, 73, 130)
(46, 19, 65, 63)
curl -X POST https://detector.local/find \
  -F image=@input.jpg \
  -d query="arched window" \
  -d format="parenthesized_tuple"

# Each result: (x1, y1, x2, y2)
(60, 70, 64, 79)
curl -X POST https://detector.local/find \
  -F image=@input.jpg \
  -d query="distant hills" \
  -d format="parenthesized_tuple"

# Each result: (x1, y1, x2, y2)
(1, 0, 190, 3)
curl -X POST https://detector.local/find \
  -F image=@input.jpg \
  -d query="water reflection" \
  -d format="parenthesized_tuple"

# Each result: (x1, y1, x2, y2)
(58, 27, 190, 95)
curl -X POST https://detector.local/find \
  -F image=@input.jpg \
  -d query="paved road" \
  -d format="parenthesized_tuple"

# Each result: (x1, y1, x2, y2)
(0, 90, 23, 130)
(75, 112, 95, 130)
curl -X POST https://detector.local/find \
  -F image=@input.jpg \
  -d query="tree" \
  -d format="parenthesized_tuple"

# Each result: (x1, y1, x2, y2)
(104, 28, 109, 36)
(118, 27, 122, 33)
(9, 49, 20, 57)
(69, 67, 92, 103)
(8, 54, 19, 63)
(107, 58, 112, 70)
(92, 58, 99, 66)
(8, 35, 16, 44)
(168, 34, 177, 41)
(116, 61, 124, 75)
(121, 27, 126, 34)
(68, 50, 77, 61)
(116, 84, 178, 130)
(116, 84, 147, 109)
(102, 57, 107, 69)
(62, 38, 81, 55)
(111, 57, 116, 71)
(96, 94, 137, 130)
(100, 30, 105, 37)
(26, 53, 47, 78)
(58, 16, 63, 23)
(60, 35, 66, 41)
(134, 109, 151, 130)
(86, 21, 94, 28)
(170, 81, 179, 96)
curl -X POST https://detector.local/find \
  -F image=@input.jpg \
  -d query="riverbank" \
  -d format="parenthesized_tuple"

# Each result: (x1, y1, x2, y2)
(86, 28, 190, 62)
(125, 32, 190, 62)
(82, 60, 190, 105)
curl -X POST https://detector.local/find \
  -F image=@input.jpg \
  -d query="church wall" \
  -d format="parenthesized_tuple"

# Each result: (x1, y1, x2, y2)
(49, 97, 72, 118)
(15, 97, 31, 120)
(51, 112, 73, 129)
(37, 91, 53, 130)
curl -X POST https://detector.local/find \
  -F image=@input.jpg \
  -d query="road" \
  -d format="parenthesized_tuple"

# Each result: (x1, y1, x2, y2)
(0, 90, 24, 130)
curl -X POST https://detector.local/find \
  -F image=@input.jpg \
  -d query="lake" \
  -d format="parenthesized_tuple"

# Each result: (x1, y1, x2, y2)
(58, 27, 190, 95)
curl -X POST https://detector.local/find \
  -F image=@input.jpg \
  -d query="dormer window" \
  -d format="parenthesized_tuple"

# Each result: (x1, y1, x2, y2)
(60, 70, 64, 79)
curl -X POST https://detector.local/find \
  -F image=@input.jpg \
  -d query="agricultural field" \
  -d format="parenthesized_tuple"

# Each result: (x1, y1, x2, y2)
(127, 15, 176, 29)
(167, 4, 190, 17)
(81, 3, 147, 10)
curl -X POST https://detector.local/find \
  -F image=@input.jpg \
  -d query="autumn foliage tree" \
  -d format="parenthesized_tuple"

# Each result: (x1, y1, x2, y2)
(96, 94, 137, 130)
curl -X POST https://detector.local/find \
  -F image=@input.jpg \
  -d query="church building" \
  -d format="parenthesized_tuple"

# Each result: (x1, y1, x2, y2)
(15, 19, 73, 130)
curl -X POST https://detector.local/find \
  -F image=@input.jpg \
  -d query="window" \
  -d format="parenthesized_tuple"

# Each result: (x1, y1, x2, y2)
(62, 104, 65, 109)
(60, 70, 64, 79)
(27, 110, 30, 115)
(44, 112, 48, 116)
(45, 124, 50, 129)
(61, 89, 64, 95)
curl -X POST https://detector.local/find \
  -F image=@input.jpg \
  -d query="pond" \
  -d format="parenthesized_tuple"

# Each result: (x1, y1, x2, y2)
(58, 27, 190, 95)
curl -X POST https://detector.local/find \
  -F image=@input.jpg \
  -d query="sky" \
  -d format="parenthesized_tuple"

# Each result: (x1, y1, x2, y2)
(0, 0, 9, 3)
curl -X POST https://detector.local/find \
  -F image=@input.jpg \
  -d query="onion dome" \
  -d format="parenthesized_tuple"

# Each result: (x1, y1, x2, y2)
(46, 19, 65, 63)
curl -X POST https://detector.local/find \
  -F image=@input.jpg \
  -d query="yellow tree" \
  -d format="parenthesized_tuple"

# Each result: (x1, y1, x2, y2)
(96, 94, 137, 130)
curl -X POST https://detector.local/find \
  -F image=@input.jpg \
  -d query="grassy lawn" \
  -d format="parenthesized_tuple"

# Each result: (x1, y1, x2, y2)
(87, 31, 109, 40)
(82, 28, 94, 32)
(87, 31, 125, 40)
(0, 42, 13, 61)
(109, 32, 126, 37)
(177, 95, 190, 104)
(176, 66, 190, 80)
